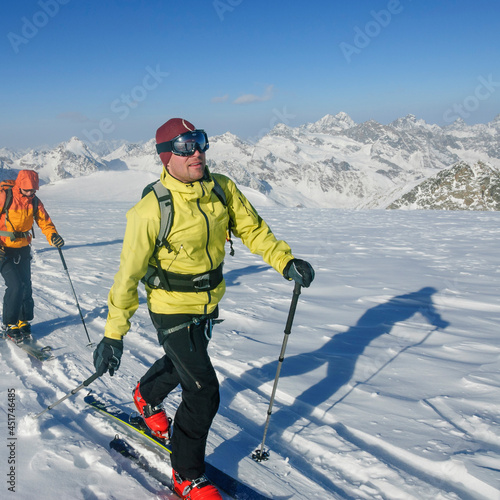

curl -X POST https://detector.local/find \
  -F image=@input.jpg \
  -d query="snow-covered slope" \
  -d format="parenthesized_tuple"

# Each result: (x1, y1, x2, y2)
(0, 171, 499, 499)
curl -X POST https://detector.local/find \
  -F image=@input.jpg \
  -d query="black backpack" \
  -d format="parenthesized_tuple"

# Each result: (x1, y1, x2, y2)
(141, 178, 234, 291)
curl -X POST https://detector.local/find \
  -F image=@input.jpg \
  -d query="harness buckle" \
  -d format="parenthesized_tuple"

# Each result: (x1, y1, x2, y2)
(192, 273, 212, 291)
(11, 231, 29, 241)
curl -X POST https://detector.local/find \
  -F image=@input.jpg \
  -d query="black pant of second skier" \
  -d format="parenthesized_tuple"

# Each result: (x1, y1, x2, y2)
(1, 246, 34, 326)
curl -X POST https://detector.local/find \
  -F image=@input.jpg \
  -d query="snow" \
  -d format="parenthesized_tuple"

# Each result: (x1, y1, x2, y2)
(1, 170, 500, 499)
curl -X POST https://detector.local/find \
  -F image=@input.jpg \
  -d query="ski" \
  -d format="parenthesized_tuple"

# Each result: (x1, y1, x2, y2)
(109, 436, 178, 497)
(2, 332, 54, 361)
(85, 393, 272, 500)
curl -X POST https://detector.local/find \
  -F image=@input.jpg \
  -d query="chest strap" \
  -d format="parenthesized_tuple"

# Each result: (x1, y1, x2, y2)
(0, 230, 31, 241)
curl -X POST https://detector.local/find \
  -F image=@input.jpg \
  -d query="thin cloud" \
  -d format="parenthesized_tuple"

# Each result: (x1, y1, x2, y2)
(57, 111, 90, 123)
(233, 85, 274, 104)
(211, 94, 229, 103)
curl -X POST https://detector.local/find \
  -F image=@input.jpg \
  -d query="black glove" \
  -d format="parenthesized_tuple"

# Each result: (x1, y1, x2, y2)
(93, 338, 123, 376)
(283, 259, 315, 288)
(51, 233, 65, 248)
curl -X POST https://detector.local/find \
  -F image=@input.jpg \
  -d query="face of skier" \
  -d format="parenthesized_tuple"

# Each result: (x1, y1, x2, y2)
(20, 188, 36, 198)
(166, 148, 206, 184)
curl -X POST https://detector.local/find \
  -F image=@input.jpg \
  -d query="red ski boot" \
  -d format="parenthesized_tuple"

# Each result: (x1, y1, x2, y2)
(133, 382, 170, 439)
(172, 470, 222, 500)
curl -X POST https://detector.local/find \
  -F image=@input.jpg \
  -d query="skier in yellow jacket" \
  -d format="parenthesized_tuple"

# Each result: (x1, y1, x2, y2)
(93, 118, 314, 500)
(0, 169, 64, 340)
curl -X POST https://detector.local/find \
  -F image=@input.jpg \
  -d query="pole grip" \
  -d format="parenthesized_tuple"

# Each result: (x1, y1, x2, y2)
(284, 282, 302, 336)
(82, 371, 100, 388)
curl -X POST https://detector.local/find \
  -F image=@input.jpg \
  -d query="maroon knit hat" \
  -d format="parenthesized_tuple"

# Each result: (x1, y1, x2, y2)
(155, 118, 196, 166)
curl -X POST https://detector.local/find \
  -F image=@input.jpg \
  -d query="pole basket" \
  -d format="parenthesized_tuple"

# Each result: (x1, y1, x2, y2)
(252, 449, 270, 462)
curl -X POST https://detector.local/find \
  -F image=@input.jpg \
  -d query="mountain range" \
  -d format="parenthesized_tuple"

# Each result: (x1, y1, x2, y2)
(388, 160, 500, 210)
(1, 112, 499, 209)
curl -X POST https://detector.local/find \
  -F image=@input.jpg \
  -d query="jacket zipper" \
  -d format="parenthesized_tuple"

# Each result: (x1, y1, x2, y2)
(197, 188, 214, 309)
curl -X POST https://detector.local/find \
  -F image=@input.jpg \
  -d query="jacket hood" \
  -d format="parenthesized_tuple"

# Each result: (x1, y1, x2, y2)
(15, 170, 40, 191)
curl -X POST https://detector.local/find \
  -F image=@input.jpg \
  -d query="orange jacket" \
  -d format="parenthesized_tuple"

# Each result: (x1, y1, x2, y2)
(0, 170, 58, 248)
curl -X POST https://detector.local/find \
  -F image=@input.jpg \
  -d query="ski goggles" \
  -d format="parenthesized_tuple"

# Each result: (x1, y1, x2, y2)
(156, 130, 209, 157)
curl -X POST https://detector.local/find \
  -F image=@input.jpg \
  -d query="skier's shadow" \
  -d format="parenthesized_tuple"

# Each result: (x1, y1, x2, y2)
(224, 265, 268, 287)
(214, 287, 449, 497)
(34, 239, 123, 254)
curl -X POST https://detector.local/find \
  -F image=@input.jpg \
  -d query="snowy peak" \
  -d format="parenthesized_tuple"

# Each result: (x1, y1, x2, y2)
(0, 147, 20, 174)
(489, 113, 500, 130)
(210, 131, 248, 147)
(388, 161, 500, 210)
(390, 114, 435, 132)
(104, 138, 161, 173)
(302, 112, 356, 133)
(62, 136, 95, 158)
(391, 114, 418, 129)
(342, 119, 388, 144)
(18, 137, 107, 182)
(444, 118, 469, 132)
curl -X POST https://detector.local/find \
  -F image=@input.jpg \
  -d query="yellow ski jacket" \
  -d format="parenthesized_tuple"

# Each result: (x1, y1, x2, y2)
(104, 169, 295, 340)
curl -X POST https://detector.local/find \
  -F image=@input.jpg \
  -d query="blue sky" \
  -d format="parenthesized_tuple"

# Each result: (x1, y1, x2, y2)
(1, 0, 499, 149)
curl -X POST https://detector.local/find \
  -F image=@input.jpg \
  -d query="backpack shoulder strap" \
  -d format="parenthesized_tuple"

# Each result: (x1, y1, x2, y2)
(212, 176, 227, 206)
(29, 195, 40, 238)
(142, 180, 174, 253)
(32, 195, 39, 215)
(1, 189, 38, 218)
(211, 176, 235, 256)
(1, 188, 13, 216)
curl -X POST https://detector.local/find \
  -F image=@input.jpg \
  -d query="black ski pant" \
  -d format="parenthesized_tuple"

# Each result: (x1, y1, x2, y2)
(139, 310, 220, 480)
(1, 246, 34, 326)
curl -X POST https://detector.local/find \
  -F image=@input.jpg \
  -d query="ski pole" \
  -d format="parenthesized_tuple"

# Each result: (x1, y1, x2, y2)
(34, 372, 100, 419)
(58, 247, 94, 347)
(252, 281, 302, 462)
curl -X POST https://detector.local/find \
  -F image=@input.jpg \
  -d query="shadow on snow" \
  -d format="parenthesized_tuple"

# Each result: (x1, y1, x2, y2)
(214, 286, 450, 498)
